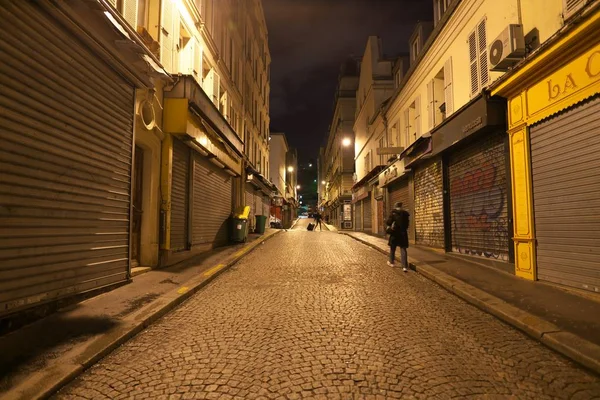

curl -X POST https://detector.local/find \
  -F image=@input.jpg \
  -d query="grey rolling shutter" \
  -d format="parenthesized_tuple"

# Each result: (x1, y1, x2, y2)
(0, 1, 135, 316)
(363, 196, 372, 232)
(449, 133, 509, 261)
(171, 139, 190, 251)
(191, 154, 232, 246)
(355, 203, 362, 231)
(530, 97, 600, 292)
(414, 160, 444, 248)
(388, 179, 413, 241)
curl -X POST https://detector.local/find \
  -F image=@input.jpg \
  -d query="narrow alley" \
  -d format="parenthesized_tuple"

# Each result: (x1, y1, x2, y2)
(54, 231, 600, 399)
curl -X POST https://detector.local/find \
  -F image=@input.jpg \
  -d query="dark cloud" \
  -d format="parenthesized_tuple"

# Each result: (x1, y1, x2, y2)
(264, 0, 433, 161)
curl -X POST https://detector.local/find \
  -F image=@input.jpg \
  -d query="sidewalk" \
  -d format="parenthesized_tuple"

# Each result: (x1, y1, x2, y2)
(341, 231, 600, 375)
(0, 229, 281, 400)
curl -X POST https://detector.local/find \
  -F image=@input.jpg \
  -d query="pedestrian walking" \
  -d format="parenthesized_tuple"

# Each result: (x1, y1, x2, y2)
(314, 211, 323, 231)
(386, 202, 410, 271)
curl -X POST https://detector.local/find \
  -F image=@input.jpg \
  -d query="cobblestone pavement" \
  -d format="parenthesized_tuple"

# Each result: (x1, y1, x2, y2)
(55, 231, 600, 399)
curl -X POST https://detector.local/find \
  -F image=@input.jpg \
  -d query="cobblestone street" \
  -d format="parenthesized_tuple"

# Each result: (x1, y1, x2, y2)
(55, 231, 600, 399)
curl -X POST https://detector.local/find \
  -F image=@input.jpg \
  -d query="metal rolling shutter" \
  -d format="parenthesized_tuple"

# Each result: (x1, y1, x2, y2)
(171, 139, 189, 251)
(263, 196, 270, 218)
(449, 133, 509, 261)
(355, 202, 362, 231)
(255, 193, 264, 216)
(245, 186, 255, 231)
(0, 1, 135, 316)
(191, 154, 232, 246)
(414, 160, 444, 248)
(531, 97, 600, 292)
(388, 179, 413, 241)
(363, 195, 372, 232)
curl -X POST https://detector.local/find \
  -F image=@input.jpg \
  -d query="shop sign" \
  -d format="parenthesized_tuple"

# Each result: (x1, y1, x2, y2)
(378, 158, 405, 187)
(525, 44, 600, 121)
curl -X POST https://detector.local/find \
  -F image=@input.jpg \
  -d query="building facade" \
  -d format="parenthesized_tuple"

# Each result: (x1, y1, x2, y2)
(157, 0, 272, 263)
(319, 59, 360, 230)
(367, 0, 599, 292)
(0, 0, 272, 320)
(0, 0, 168, 318)
(269, 132, 298, 227)
(351, 37, 396, 234)
(491, 0, 600, 291)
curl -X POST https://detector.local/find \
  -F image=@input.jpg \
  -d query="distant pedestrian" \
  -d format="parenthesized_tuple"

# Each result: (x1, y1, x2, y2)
(386, 202, 410, 271)
(314, 212, 323, 231)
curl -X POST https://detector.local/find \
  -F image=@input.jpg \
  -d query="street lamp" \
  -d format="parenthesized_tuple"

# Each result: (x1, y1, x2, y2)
(287, 166, 294, 172)
(313, 179, 317, 183)
(309, 163, 313, 167)
(342, 138, 352, 147)
(296, 185, 301, 189)
(321, 181, 326, 185)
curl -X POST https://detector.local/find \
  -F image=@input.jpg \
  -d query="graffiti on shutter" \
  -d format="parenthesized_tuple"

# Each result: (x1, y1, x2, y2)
(449, 134, 509, 260)
(414, 160, 444, 248)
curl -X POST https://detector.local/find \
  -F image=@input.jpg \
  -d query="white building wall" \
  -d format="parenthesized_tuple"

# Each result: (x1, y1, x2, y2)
(386, 0, 567, 144)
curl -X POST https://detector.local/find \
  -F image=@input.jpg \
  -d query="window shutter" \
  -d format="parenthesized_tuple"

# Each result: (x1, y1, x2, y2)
(478, 18, 489, 87)
(564, 0, 586, 18)
(404, 109, 410, 147)
(107, 0, 117, 8)
(193, 37, 202, 84)
(468, 30, 478, 96)
(122, 0, 138, 29)
(414, 96, 421, 136)
(160, 0, 174, 73)
(427, 80, 435, 129)
(213, 72, 220, 106)
(444, 57, 454, 115)
(172, 7, 180, 72)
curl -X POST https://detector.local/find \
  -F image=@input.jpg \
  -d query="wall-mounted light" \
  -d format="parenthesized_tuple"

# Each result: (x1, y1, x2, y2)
(246, 173, 254, 181)
(321, 181, 326, 184)
(296, 185, 301, 189)
(309, 163, 313, 167)
(287, 166, 294, 172)
(342, 138, 352, 147)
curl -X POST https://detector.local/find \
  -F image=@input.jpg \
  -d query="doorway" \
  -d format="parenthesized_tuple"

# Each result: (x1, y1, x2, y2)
(131, 145, 144, 266)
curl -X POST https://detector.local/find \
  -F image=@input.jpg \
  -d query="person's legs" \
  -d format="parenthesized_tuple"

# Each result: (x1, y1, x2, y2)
(400, 247, 408, 271)
(389, 243, 397, 265)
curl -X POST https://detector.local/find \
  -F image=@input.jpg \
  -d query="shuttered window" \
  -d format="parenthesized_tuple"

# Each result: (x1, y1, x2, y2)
(444, 57, 454, 115)
(468, 17, 488, 97)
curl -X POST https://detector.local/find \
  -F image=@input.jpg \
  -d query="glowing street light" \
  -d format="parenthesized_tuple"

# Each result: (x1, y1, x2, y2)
(321, 181, 326, 185)
(313, 179, 317, 183)
(296, 185, 301, 189)
(287, 166, 294, 172)
(309, 163, 313, 167)
(342, 138, 352, 147)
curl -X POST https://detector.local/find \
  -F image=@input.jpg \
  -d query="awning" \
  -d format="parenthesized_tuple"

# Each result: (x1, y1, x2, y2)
(246, 166, 276, 197)
(351, 165, 386, 191)
(400, 133, 432, 168)
(430, 93, 506, 157)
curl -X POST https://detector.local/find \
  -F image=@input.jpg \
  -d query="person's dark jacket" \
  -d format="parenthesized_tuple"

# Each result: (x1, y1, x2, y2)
(386, 209, 410, 248)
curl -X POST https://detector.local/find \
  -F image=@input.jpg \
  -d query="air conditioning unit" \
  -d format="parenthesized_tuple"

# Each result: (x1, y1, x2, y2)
(489, 24, 526, 71)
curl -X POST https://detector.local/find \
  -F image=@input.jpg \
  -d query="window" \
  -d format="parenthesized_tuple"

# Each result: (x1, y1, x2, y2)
(364, 152, 372, 175)
(411, 35, 420, 61)
(434, 0, 450, 25)
(378, 135, 386, 165)
(468, 17, 489, 97)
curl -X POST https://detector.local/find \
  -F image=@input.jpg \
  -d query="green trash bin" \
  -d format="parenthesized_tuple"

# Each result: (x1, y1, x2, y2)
(255, 215, 267, 234)
(231, 218, 248, 242)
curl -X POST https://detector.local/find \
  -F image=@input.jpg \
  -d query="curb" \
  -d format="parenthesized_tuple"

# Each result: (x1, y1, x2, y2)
(340, 232, 600, 375)
(5, 230, 282, 400)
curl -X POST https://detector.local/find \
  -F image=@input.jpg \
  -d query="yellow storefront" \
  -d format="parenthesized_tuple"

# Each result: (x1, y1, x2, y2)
(492, 7, 600, 292)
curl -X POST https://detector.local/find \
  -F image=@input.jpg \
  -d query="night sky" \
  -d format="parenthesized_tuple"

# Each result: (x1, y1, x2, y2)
(263, 0, 433, 163)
